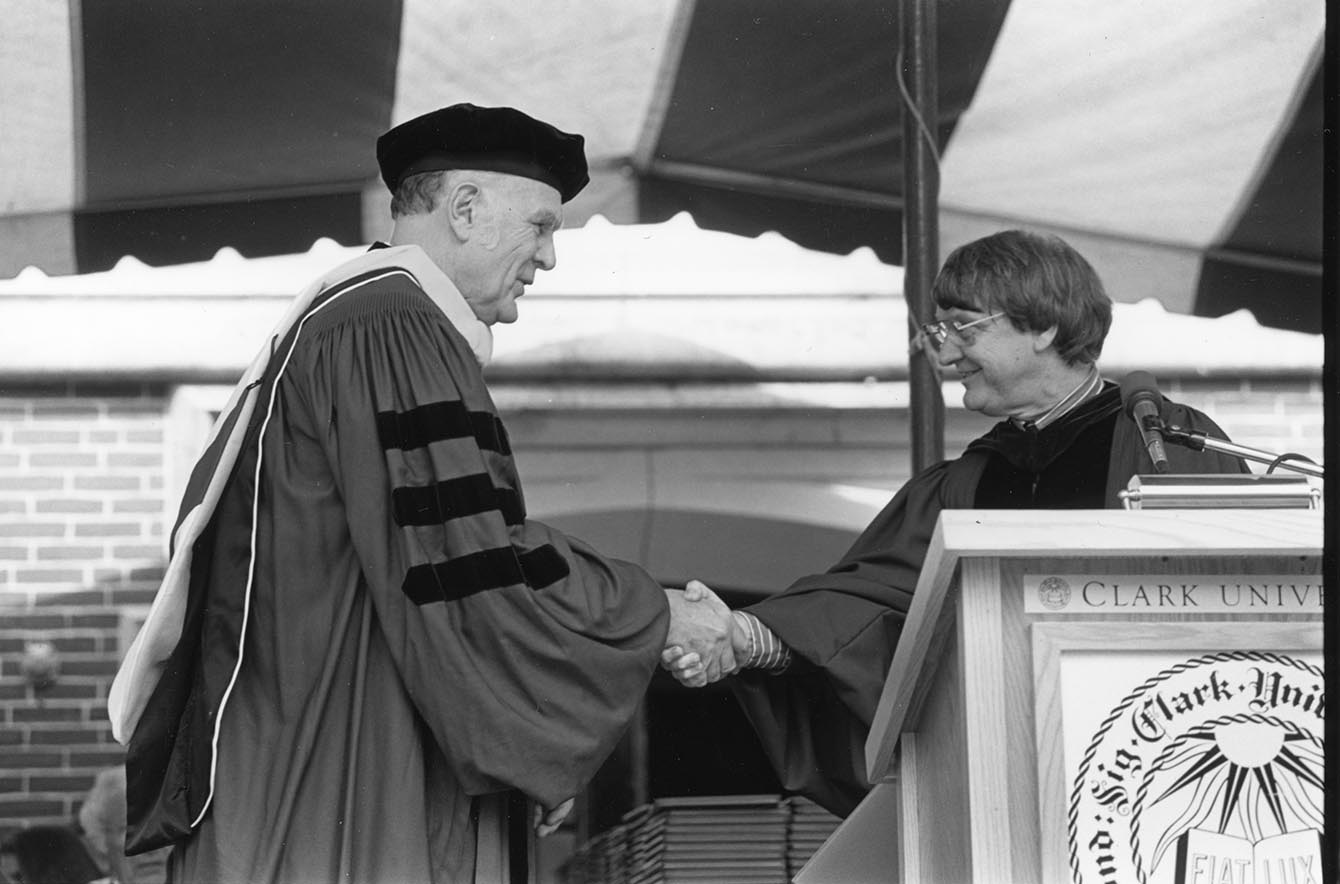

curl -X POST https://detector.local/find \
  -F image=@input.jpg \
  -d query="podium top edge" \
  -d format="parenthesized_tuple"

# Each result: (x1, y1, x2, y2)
(935, 509, 1323, 556)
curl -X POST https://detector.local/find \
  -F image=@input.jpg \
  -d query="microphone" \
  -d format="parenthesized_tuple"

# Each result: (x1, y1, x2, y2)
(1120, 371, 1170, 474)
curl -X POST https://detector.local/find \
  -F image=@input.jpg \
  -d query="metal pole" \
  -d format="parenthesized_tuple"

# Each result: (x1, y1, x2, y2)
(901, 0, 943, 471)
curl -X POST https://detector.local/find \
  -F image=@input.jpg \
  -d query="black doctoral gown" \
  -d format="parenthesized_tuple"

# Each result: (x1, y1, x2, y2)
(732, 383, 1248, 816)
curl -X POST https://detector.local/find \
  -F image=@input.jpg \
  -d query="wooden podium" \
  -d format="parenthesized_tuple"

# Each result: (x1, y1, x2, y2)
(802, 509, 1324, 884)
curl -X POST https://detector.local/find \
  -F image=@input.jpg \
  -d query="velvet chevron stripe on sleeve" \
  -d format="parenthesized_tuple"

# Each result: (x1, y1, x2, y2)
(376, 402, 512, 456)
(391, 476, 524, 529)
(401, 546, 571, 606)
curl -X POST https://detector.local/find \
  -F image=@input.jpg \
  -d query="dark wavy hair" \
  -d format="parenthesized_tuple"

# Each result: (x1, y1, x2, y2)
(931, 229, 1112, 365)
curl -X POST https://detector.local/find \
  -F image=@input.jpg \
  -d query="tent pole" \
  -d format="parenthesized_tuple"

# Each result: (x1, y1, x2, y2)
(901, 0, 944, 471)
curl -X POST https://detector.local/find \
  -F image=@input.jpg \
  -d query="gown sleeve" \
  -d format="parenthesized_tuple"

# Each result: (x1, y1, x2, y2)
(731, 456, 982, 816)
(1160, 400, 1254, 474)
(295, 289, 668, 809)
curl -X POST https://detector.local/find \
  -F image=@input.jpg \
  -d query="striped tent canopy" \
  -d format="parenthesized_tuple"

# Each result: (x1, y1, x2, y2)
(1, 0, 1323, 332)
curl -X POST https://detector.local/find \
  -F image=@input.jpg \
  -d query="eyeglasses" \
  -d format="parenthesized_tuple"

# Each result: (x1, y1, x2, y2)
(920, 311, 1005, 351)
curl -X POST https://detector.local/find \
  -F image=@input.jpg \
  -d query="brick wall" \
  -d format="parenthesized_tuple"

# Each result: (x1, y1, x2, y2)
(1167, 378, 1325, 467)
(0, 376, 1323, 839)
(0, 385, 168, 838)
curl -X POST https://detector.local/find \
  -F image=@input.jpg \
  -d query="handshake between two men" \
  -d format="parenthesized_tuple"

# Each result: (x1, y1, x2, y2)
(662, 581, 785, 688)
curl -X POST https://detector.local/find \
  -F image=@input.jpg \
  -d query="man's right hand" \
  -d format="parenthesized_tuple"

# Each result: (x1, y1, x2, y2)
(661, 580, 745, 687)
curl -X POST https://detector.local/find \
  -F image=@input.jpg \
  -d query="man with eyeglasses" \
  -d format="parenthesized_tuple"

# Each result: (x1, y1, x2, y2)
(661, 229, 1248, 817)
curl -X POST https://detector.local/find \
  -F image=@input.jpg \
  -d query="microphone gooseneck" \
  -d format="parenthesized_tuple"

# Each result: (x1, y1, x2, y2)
(1119, 372, 1323, 478)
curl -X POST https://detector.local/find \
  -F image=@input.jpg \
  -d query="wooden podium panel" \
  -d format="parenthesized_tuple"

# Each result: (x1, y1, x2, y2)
(854, 509, 1323, 884)
(1032, 622, 1321, 884)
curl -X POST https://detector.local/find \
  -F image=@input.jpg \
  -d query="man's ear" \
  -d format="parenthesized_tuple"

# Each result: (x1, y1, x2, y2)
(446, 181, 481, 240)
(1034, 324, 1059, 353)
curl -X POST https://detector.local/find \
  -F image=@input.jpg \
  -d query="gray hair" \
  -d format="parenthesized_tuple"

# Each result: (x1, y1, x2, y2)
(389, 170, 449, 218)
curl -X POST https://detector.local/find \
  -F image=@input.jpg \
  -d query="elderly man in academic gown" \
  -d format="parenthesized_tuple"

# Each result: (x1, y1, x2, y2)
(111, 104, 690, 884)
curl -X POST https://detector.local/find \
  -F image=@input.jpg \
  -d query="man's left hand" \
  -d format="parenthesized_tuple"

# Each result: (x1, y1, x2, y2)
(534, 797, 575, 837)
